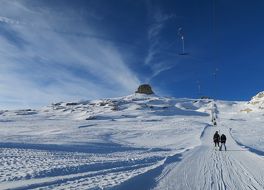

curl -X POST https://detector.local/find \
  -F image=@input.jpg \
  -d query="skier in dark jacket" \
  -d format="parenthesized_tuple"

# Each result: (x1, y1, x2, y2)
(220, 134, 227, 151)
(213, 131, 220, 147)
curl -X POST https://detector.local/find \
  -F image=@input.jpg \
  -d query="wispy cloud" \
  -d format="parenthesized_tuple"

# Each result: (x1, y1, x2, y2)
(0, 0, 140, 109)
(144, 3, 178, 82)
(0, 16, 20, 25)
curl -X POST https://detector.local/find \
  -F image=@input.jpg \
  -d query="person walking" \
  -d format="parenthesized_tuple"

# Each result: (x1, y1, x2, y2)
(220, 134, 227, 151)
(213, 131, 220, 148)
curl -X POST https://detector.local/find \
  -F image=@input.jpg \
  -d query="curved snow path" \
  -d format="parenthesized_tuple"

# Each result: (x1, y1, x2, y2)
(154, 126, 264, 190)
(0, 146, 169, 190)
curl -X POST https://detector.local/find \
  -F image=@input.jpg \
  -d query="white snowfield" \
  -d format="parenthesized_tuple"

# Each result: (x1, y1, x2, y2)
(0, 93, 263, 190)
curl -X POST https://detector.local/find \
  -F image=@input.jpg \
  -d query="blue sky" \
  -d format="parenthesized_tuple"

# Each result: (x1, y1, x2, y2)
(0, 0, 264, 109)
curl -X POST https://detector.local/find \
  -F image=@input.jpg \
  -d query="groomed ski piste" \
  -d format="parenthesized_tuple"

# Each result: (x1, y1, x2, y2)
(0, 93, 264, 189)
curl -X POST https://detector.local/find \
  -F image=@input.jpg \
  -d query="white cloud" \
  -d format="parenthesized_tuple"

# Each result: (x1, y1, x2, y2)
(144, 5, 178, 82)
(0, 0, 140, 109)
(0, 16, 19, 25)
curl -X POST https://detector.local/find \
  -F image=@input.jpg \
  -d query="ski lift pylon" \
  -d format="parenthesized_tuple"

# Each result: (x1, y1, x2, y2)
(178, 27, 189, 55)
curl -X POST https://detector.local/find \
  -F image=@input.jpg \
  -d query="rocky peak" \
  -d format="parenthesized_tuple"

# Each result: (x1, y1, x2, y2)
(135, 84, 154, 95)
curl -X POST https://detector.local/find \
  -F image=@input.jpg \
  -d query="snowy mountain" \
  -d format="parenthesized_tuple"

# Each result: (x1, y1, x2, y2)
(40, 93, 211, 121)
(248, 91, 264, 109)
(0, 93, 263, 189)
(238, 91, 264, 113)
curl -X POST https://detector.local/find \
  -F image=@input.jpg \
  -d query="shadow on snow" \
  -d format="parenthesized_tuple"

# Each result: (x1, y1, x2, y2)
(0, 142, 147, 154)
(111, 152, 185, 190)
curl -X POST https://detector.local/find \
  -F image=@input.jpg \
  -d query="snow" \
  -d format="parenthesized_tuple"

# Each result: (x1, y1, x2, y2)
(0, 93, 263, 189)
(154, 126, 264, 190)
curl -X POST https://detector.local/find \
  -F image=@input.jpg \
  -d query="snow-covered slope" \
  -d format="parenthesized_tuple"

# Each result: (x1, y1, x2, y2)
(0, 94, 212, 149)
(249, 91, 264, 106)
(0, 93, 263, 189)
(241, 91, 264, 112)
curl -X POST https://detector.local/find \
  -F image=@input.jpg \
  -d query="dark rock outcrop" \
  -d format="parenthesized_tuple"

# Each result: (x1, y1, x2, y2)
(136, 84, 154, 95)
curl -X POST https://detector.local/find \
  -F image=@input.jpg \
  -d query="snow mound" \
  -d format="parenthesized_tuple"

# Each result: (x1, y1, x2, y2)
(241, 91, 264, 112)
(248, 91, 264, 108)
(40, 94, 209, 120)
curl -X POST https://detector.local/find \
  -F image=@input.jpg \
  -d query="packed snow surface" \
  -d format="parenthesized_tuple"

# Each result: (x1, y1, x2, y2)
(0, 94, 263, 189)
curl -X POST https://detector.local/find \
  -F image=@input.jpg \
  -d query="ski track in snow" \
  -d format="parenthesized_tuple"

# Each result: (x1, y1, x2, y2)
(0, 95, 264, 189)
(0, 147, 171, 190)
(154, 114, 264, 190)
(0, 140, 187, 190)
